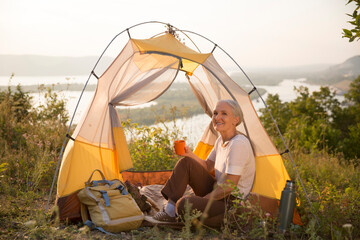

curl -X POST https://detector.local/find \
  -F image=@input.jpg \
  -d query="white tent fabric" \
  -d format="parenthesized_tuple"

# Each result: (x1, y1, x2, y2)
(57, 33, 289, 203)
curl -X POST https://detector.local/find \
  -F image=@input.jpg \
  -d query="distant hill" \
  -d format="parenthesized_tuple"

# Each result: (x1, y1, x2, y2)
(231, 64, 332, 86)
(307, 55, 360, 85)
(1, 54, 359, 87)
(332, 80, 353, 94)
(231, 56, 360, 86)
(0, 55, 114, 77)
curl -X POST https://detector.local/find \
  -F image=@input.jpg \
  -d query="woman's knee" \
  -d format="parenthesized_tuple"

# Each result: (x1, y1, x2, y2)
(178, 156, 192, 165)
(174, 157, 194, 170)
(176, 195, 194, 215)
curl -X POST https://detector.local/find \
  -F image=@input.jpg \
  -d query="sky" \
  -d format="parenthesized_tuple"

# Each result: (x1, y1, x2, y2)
(1, 0, 359, 68)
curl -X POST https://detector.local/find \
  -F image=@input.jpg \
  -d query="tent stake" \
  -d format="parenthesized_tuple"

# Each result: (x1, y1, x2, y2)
(176, 28, 320, 226)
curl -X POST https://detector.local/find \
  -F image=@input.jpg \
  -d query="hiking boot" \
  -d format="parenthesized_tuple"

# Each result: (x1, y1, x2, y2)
(153, 211, 177, 222)
(124, 180, 152, 212)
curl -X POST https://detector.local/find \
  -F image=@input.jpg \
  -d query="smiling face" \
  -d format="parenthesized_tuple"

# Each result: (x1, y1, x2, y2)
(212, 101, 240, 136)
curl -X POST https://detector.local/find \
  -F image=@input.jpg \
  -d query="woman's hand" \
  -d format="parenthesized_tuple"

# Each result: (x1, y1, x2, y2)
(175, 145, 214, 172)
(175, 146, 194, 158)
(182, 146, 195, 158)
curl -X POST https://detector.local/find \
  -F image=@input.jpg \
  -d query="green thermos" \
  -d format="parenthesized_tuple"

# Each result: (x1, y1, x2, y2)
(279, 180, 296, 233)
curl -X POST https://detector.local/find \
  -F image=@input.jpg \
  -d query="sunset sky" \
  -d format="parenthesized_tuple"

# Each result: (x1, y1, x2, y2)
(1, 0, 359, 68)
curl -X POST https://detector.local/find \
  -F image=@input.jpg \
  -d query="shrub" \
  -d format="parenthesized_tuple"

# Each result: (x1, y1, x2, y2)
(283, 151, 360, 238)
(0, 85, 68, 194)
(122, 117, 188, 171)
(260, 77, 360, 165)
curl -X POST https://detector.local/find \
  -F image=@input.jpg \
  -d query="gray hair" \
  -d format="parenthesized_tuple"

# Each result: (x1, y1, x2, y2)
(217, 99, 243, 126)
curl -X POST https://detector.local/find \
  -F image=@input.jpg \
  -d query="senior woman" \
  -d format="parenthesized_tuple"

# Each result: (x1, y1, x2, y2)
(153, 99, 255, 227)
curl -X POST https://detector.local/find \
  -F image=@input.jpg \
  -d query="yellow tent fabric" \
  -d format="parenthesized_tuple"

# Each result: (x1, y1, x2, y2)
(252, 155, 290, 199)
(56, 32, 290, 213)
(57, 140, 123, 196)
(132, 34, 211, 74)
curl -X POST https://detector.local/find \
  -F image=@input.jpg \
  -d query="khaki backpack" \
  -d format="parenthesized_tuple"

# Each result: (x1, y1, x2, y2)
(78, 169, 144, 233)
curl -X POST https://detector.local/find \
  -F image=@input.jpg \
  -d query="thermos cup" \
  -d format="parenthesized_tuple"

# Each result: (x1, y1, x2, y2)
(279, 180, 296, 233)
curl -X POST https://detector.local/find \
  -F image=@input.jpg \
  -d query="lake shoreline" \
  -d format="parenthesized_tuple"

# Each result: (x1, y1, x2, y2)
(1, 77, 345, 131)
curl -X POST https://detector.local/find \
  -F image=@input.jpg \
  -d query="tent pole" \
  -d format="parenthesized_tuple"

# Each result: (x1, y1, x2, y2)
(45, 23, 155, 213)
(254, 89, 320, 226)
(45, 66, 97, 213)
(177, 29, 320, 226)
(45, 21, 181, 214)
(201, 65, 253, 142)
(46, 21, 319, 226)
(224, 54, 321, 226)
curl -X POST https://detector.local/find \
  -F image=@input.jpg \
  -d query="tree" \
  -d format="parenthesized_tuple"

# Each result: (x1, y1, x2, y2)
(343, 0, 360, 42)
(260, 86, 343, 155)
(286, 87, 342, 152)
(333, 76, 360, 135)
(259, 93, 291, 138)
(345, 75, 360, 104)
(336, 76, 360, 161)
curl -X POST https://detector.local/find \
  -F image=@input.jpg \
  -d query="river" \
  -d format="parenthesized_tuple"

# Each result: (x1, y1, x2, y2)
(154, 78, 344, 146)
(1, 75, 343, 146)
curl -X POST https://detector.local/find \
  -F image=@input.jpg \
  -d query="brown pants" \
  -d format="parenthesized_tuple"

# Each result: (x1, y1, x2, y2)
(161, 157, 230, 227)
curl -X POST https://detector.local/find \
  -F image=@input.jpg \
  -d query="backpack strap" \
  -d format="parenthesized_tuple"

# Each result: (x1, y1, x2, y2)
(99, 190, 111, 207)
(84, 220, 116, 236)
(85, 169, 106, 186)
(91, 179, 113, 186)
(80, 203, 90, 223)
(81, 203, 116, 236)
(116, 184, 129, 195)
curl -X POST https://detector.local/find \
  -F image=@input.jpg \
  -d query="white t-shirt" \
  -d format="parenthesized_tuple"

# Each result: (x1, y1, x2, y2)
(207, 134, 255, 198)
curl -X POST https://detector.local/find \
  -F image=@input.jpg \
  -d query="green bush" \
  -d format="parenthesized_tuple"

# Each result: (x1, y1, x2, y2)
(1, 79, 359, 239)
(283, 151, 360, 239)
(260, 76, 360, 164)
(122, 117, 188, 171)
(0, 85, 68, 194)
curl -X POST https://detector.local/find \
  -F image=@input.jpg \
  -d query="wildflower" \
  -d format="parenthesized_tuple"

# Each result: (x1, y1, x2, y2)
(24, 220, 36, 228)
(342, 223, 353, 229)
(265, 212, 271, 217)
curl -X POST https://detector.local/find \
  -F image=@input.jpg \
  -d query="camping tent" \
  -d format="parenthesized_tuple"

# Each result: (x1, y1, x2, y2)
(53, 22, 293, 221)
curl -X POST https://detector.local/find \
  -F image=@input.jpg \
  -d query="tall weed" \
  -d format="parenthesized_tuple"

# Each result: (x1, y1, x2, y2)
(1, 82, 360, 239)
(283, 150, 360, 238)
(0, 85, 67, 194)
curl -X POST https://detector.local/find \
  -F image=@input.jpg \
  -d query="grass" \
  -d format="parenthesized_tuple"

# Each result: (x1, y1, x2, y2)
(1, 84, 359, 239)
(283, 150, 360, 238)
(1, 140, 359, 239)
